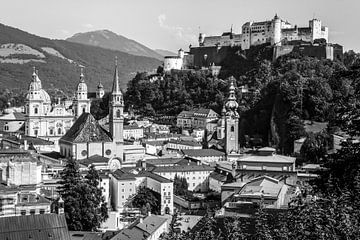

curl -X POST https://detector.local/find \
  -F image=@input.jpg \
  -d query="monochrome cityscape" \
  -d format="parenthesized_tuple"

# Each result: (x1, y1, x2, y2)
(0, 1, 359, 239)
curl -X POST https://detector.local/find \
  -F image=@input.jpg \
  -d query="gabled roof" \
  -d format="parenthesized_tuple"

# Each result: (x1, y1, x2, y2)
(0, 214, 71, 240)
(60, 113, 112, 143)
(111, 215, 167, 240)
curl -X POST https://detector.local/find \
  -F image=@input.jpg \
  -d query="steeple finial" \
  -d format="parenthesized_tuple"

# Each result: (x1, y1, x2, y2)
(80, 66, 84, 82)
(112, 56, 121, 94)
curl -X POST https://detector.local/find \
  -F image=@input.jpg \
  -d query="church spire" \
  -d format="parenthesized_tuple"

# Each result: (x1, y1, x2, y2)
(112, 56, 121, 94)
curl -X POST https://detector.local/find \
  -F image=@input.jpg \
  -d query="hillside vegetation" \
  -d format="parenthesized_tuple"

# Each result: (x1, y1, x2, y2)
(125, 48, 360, 154)
(0, 23, 161, 95)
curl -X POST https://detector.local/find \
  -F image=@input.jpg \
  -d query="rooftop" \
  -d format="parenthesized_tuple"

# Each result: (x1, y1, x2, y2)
(60, 113, 112, 143)
(239, 154, 295, 164)
(237, 176, 284, 199)
(0, 214, 71, 240)
(182, 149, 225, 157)
(138, 170, 172, 183)
(0, 111, 25, 121)
(80, 154, 109, 166)
(153, 164, 214, 173)
(111, 169, 137, 181)
(112, 215, 168, 240)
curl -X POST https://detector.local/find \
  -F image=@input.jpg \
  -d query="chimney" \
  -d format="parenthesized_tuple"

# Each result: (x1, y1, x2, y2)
(148, 211, 151, 217)
(139, 217, 143, 224)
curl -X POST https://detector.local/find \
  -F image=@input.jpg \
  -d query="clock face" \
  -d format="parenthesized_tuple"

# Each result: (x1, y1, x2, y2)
(109, 159, 121, 171)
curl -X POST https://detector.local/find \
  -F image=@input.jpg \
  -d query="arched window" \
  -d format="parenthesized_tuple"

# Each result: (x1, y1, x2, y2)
(82, 107, 86, 113)
(34, 108, 38, 114)
(231, 126, 235, 132)
(116, 109, 121, 118)
(57, 128, 62, 135)
(49, 129, 53, 135)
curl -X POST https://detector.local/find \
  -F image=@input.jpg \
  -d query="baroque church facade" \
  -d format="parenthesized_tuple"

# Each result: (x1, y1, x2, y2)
(25, 67, 104, 146)
(59, 60, 145, 164)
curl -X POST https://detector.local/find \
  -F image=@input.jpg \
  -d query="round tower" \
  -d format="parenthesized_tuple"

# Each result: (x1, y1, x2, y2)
(272, 14, 281, 46)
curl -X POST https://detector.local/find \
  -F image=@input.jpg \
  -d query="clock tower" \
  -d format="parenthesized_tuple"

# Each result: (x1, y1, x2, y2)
(109, 57, 124, 143)
(225, 77, 240, 155)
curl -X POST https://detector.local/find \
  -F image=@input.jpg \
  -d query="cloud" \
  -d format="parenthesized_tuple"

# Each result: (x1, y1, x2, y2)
(82, 23, 94, 29)
(157, 14, 197, 45)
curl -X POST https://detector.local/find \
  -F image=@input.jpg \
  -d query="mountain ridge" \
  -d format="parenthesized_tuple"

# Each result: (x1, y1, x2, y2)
(0, 23, 161, 94)
(66, 29, 164, 60)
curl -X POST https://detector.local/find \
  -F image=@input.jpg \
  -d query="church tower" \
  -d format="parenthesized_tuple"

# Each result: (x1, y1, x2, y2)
(96, 81, 105, 99)
(224, 77, 240, 155)
(25, 67, 51, 137)
(73, 67, 91, 118)
(109, 57, 124, 143)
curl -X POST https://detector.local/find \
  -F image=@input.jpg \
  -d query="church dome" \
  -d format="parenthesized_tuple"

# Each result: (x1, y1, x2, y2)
(77, 82, 88, 92)
(26, 68, 51, 104)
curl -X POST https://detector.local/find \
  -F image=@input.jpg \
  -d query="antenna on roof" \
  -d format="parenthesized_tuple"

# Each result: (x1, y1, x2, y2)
(231, 24, 233, 33)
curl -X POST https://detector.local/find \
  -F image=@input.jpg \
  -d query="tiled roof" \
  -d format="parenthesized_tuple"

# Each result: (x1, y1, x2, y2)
(80, 154, 109, 166)
(5, 135, 54, 146)
(138, 171, 172, 183)
(112, 215, 167, 240)
(0, 151, 38, 163)
(136, 215, 168, 235)
(182, 149, 225, 157)
(0, 214, 71, 240)
(168, 139, 202, 147)
(0, 111, 25, 121)
(146, 158, 183, 166)
(112, 169, 137, 181)
(60, 113, 112, 143)
(124, 124, 142, 130)
(209, 171, 227, 182)
(153, 164, 214, 173)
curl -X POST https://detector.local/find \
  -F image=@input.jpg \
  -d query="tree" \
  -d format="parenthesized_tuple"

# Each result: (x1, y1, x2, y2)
(57, 160, 108, 231)
(131, 187, 161, 214)
(174, 174, 189, 196)
(57, 158, 83, 230)
(160, 211, 183, 240)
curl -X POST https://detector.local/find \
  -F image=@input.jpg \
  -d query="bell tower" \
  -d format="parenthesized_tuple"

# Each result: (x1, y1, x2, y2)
(109, 57, 124, 143)
(73, 67, 90, 118)
(225, 77, 240, 155)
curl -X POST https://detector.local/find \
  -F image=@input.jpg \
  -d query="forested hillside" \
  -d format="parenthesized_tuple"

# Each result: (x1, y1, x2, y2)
(0, 23, 161, 94)
(125, 50, 360, 154)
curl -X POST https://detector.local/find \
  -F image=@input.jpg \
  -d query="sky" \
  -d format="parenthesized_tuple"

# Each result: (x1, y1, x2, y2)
(1, 0, 359, 52)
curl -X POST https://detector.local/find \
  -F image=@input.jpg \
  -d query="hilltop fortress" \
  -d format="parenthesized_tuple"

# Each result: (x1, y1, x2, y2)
(199, 14, 328, 50)
(164, 15, 343, 72)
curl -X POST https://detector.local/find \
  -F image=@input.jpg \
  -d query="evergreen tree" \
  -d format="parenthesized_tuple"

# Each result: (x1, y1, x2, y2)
(58, 161, 108, 231)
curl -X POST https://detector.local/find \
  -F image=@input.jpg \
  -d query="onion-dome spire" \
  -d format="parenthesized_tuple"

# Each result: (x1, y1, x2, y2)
(225, 77, 239, 117)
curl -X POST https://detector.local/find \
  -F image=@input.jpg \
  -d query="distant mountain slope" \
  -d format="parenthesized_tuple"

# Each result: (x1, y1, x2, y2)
(0, 23, 161, 94)
(155, 49, 177, 57)
(66, 30, 164, 60)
